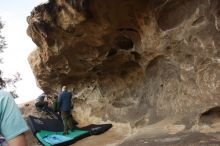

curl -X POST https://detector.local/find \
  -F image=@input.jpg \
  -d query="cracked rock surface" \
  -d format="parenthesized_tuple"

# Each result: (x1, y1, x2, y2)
(27, 1, 220, 144)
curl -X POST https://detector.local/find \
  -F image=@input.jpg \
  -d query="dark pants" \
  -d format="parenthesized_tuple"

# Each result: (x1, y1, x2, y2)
(61, 111, 74, 134)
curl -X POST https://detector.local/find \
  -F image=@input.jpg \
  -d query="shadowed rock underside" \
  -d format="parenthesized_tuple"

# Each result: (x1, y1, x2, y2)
(27, 0, 220, 141)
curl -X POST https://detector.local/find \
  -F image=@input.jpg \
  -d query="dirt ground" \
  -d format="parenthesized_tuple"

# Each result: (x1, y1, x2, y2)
(118, 132, 220, 146)
(118, 116, 220, 146)
(20, 102, 220, 146)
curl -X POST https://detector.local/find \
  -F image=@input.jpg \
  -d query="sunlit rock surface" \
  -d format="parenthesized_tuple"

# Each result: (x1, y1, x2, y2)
(27, 0, 220, 145)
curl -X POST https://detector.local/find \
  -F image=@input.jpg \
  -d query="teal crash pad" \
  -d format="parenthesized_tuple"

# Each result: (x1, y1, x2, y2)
(36, 130, 89, 146)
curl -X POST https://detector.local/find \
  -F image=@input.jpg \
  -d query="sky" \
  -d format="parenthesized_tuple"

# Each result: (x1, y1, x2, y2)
(0, 0, 48, 104)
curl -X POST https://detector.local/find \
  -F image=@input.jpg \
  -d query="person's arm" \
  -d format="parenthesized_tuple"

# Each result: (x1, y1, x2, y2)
(0, 91, 29, 145)
(7, 134, 28, 146)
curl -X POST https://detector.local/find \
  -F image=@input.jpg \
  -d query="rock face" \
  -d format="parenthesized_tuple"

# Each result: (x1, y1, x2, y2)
(27, 0, 220, 127)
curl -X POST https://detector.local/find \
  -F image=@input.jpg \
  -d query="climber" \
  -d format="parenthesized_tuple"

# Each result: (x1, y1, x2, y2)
(58, 85, 75, 134)
(35, 93, 48, 112)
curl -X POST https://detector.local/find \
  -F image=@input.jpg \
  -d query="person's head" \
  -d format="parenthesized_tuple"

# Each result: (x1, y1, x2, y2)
(62, 86, 67, 92)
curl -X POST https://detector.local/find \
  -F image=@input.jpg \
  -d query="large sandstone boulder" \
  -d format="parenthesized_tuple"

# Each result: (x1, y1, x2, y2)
(27, 0, 220, 128)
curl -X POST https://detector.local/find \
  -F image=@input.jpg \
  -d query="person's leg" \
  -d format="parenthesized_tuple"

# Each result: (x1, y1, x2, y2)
(64, 111, 73, 132)
(68, 113, 74, 130)
(61, 112, 68, 134)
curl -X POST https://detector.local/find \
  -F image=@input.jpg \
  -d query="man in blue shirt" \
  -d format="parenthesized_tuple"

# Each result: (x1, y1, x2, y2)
(0, 90, 29, 146)
(58, 86, 74, 134)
